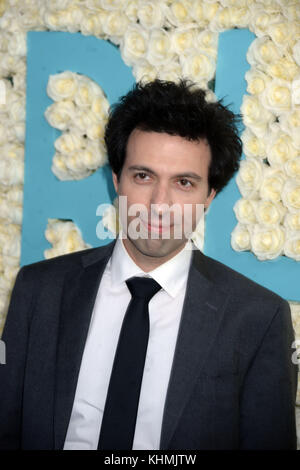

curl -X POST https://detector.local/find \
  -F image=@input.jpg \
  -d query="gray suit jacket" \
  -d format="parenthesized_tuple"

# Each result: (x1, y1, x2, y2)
(0, 240, 298, 449)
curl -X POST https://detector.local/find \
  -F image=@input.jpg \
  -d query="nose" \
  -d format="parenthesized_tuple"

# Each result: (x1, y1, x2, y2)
(150, 182, 172, 220)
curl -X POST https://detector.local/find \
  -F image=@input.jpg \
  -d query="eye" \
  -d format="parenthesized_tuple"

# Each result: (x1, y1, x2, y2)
(134, 172, 150, 181)
(178, 178, 193, 188)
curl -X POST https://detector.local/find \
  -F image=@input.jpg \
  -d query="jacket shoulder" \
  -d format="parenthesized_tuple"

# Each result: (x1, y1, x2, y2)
(20, 241, 115, 279)
(201, 252, 285, 307)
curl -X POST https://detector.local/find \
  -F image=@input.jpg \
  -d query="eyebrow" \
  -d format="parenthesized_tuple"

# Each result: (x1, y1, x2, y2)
(127, 165, 203, 181)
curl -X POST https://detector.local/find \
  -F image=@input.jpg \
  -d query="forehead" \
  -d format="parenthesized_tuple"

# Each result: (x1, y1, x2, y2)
(125, 129, 211, 172)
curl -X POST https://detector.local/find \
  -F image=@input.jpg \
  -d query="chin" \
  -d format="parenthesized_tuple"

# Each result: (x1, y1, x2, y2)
(131, 237, 186, 259)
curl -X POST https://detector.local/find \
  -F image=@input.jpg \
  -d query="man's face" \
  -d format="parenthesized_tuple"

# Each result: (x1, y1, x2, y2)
(112, 129, 216, 270)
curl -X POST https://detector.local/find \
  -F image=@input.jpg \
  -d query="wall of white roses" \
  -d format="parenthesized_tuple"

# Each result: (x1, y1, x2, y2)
(0, 0, 299, 444)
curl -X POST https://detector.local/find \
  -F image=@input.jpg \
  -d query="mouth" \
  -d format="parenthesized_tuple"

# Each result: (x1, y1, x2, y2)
(140, 218, 173, 234)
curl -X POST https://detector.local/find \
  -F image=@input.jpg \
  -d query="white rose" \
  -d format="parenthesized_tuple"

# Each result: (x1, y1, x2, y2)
(282, 179, 300, 213)
(132, 60, 158, 83)
(0, 11, 23, 33)
(10, 121, 25, 143)
(259, 167, 287, 203)
(241, 128, 266, 159)
(79, 142, 107, 170)
(268, 21, 299, 51)
(282, 3, 300, 21)
(266, 126, 298, 168)
(255, 200, 286, 227)
(0, 158, 24, 186)
(137, 1, 165, 30)
(11, 72, 26, 93)
(47, 72, 78, 102)
(52, 153, 92, 181)
(284, 212, 300, 231)
(266, 57, 298, 82)
(279, 109, 300, 150)
(43, 11, 62, 31)
(74, 77, 103, 108)
(91, 95, 109, 121)
(6, 186, 23, 205)
(54, 132, 86, 154)
(3, 254, 20, 268)
(2, 226, 20, 258)
(157, 62, 182, 82)
(44, 101, 76, 131)
(165, 1, 192, 26)
(7, 31, 26, 56)
(202, 2, 221, 23)
(220, 0, 249, 6)
(285, 157, 300, 180)
(236, 158, 264, 198)
(0, 78, 11, 110)
(293, 41, 300, 67)
(9, 97, 26, 122)
(18, 6, 44, 30)
(124, 0, 139, 22)
(283, 230, 300, 261)
(245, 68, 271, 95)
(86, 121, 106, 141)
(44, 219, 90, 259)
(41, 0, 72, 11)
(100, 0, 128, 10)
(248, 7, 282, 38)
(250, 224, 285, 260)
(196, 30, 218, 58)
(261, 78, 292, 114)
(233, 198, 257, 225)
(56, 7, 84, 33)
(121, 24, 149, 66)
(0, 222, 20, 243)
(204, 89, 218, 103)
(170, 27, 196, 55)
(3, 265, 19, 285)
(73, 109, 99, 133)
(291, 78, 300, 106)
(0, 123, 8, 145)
(80, 13, 105, 36)
(240, 94, 274, 138)
(0, 277, 12, 297)
(180, 49, 215, 82)
(247, 37, 282, 68)
(231, 223, 251, 251)
(210, 6, 250, 32)
(102, 11, 129, 43)
(0, 199, 22, 225)
(189, 1, 206, 28)
(0, 54, 26, 76)
(147, 29, 174, 66)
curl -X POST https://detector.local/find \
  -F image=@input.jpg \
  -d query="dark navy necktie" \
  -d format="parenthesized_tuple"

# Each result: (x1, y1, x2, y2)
(98, 276, 161, 450)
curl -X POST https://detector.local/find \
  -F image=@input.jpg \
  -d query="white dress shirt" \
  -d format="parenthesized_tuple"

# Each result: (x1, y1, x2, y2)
(64, 234, 193, 450)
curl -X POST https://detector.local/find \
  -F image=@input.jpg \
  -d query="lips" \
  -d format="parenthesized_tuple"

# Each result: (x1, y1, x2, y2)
(140, 218, 172, 233)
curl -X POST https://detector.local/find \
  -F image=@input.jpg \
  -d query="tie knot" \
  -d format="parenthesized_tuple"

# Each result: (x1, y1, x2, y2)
(126, 276, 161, 301)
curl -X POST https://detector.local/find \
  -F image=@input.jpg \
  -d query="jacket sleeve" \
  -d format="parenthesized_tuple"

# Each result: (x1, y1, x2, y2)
(239, 298, 298, 449)
(0, 266, 34, 449)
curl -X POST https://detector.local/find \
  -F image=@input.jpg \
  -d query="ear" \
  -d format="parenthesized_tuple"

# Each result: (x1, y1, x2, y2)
(204, 188, 216, 210)
(112, 172, 119, 194)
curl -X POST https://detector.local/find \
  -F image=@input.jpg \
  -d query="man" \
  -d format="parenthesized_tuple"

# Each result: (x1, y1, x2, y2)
(0, 80, 298, 450)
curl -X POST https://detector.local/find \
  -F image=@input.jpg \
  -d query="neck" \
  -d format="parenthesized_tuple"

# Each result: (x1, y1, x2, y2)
(121, 237, 188, 273)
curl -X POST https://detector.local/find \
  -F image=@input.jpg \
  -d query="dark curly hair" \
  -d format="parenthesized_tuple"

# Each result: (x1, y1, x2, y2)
(105, 79, 242, 194)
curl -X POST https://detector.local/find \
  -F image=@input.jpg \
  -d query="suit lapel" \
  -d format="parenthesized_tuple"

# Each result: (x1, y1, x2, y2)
(159, 249, 230, 449)
(53, 241, 115, 449)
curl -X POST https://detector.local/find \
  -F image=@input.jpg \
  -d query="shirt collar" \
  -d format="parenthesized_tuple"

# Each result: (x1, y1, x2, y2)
(110, 230, 193, 298)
